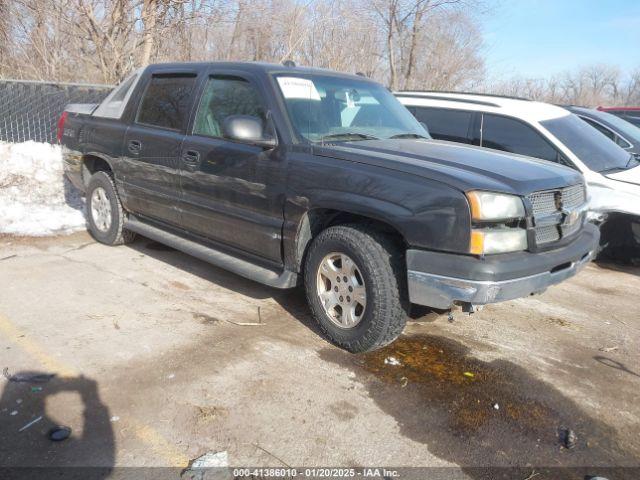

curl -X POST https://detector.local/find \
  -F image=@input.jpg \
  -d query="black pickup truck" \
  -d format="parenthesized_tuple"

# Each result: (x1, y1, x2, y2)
(60, 62, 599, 352)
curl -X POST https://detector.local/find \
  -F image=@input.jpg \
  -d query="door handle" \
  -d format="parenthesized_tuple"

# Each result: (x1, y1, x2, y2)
(182, 150, 201, 166)
(128, 140, 142, 153)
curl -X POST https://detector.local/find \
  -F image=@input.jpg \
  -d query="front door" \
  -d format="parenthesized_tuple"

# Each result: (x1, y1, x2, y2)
(179, 73, 284, 264)
(120, 73, 198, 227)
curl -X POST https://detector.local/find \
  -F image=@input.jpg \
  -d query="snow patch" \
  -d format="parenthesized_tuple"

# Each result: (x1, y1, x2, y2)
(0, 141, 86, 236)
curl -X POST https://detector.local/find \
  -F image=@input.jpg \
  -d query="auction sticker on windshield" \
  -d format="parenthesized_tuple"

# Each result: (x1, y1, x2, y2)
(277, 77, 321, 100)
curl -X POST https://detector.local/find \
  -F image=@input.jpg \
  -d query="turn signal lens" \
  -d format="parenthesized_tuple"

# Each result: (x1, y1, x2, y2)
(470, 230, 485, 255)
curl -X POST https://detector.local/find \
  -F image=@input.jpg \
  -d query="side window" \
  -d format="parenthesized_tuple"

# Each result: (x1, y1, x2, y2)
(93, 70, 141, 119)
(136, 75, 197, 130)
(481, 114, 558, 162)
(616, 136, 632, 148)
(582, 118, 616, 140)
(193, 76, 268, 139)
(411, 107, 472, 144)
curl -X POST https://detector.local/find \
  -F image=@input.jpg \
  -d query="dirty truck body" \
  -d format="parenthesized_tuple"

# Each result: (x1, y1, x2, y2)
(60, 62, 599, 352)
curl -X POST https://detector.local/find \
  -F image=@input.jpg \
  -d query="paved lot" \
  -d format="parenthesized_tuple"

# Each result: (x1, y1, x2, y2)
(0, 232, 639, 478)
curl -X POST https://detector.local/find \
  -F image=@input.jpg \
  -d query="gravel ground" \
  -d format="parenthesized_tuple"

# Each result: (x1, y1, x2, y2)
(0, 232, 638, 479)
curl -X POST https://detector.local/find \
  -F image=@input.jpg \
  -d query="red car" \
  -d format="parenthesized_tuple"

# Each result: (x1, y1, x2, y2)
(597, 106, 640, 128)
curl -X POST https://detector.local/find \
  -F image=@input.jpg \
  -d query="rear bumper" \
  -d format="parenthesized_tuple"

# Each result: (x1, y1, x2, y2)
(407, 224, 599, 309)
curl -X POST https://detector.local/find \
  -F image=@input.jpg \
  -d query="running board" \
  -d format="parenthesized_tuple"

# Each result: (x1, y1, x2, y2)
(125, 216, 299, 289)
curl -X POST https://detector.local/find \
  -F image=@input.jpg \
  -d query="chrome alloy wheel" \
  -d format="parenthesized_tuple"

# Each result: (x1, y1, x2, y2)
(90, 187, 112, 233)
(316, 252, 367, 329)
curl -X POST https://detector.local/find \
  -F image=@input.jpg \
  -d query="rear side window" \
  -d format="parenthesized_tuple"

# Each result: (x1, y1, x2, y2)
(581, 117, 616, 140)
(136, 75, 196, 130)
(193, 76, 268, 139)
(411, 107, 473, 143)
(93, 70, 141, 119)
(481, 114, 558, 162)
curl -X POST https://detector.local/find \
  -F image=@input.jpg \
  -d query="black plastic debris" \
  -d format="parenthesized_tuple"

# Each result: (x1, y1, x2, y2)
(3, 368, 55, 384)
(561, 428, 577, 449)
(48, 426, 72, 442)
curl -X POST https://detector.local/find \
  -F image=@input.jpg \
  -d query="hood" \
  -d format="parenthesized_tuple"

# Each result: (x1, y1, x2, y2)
(605, 164, 640, 186)
(314, 139, 583, 195)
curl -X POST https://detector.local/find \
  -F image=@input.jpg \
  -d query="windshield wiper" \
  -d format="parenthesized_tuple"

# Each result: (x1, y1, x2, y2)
(389, 133, 429, 139)
(320, 132, 379, 142)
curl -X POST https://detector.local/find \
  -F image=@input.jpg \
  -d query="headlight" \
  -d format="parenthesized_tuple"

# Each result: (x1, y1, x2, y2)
(466, 191, 527, 255)
(470, 228, 528, 255)
(466, 191, 525, 220)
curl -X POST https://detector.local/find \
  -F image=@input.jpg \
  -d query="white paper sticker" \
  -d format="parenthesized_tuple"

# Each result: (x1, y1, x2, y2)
(345, 91, 356, 109)
(277, 77, 321, 100)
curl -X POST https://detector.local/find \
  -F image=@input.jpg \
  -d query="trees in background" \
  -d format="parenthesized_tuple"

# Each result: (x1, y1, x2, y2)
(0, 0, 484, 90)
(488, 64, 640, 107)
(0, 0, 637, 106)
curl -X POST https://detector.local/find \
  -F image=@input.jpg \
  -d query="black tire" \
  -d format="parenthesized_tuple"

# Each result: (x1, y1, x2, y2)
(304, 224, 408, 353)
(86, 171, 136, 246)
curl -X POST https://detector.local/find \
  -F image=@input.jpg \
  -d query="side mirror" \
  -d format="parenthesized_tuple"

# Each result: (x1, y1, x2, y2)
(222, 115, 277, 148)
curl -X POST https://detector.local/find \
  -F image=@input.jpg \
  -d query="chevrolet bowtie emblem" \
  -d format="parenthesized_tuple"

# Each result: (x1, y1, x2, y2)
(561, 208, 579, 227)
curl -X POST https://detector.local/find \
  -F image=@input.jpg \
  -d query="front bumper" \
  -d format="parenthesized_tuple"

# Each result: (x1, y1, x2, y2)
(407, 223, 599, 309)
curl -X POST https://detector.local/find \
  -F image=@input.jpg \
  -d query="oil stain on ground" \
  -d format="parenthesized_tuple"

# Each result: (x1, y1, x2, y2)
(320, 334, 639, 479)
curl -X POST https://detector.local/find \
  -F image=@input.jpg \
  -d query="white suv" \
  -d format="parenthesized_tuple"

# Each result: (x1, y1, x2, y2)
(396, 91, 640, 256)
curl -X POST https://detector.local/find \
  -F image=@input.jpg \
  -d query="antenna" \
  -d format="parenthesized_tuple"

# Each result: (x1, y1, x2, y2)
(282, 60, 296, 68)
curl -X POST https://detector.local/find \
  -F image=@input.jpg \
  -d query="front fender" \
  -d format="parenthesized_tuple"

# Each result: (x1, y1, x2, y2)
(283, 152, 471, 271)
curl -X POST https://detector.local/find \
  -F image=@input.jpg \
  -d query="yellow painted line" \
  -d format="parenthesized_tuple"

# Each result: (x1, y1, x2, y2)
(0, 312, 189, 467)
(0, 313, 76, 377)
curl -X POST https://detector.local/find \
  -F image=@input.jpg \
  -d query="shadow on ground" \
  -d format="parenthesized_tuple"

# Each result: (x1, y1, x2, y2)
(320, 335, 640, 480)
(594, 258, 640, 278)
(128, 238, 326, 338)
(126, 237, 640, 478)
(0, 372, 113, 479)
(128, 238, 443, 334)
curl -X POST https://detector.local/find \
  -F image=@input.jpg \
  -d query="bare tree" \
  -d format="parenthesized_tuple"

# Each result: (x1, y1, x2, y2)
(3, 0, 636, 109)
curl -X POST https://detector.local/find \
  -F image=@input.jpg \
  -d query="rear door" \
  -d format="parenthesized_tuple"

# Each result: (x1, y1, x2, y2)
(410, 106, 475, 144)
(178, 71, 284, 264)
(121, 72, 199, 227)
(477, 113, 564, 164)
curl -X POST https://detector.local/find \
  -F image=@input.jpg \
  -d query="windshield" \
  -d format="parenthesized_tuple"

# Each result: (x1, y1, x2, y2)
(541, 114, 633, 172)
(274, 75, 429, 142)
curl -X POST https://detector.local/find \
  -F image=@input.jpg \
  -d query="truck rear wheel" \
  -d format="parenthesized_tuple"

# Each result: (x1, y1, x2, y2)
(304, 224, 408, 353)
(86, 171, 136, 246)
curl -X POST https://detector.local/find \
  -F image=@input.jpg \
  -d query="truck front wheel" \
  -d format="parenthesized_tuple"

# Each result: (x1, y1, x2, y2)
(86, 171, 136, 246)
(304, 224, 408, 353)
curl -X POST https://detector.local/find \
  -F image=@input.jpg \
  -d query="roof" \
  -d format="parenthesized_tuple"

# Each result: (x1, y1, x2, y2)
(144, 61, 375, 83)
(565, 106, 624, 126)
(565, 105, 598, 115)
(597, 106, 640, 112)
(395, 91, 571, 122)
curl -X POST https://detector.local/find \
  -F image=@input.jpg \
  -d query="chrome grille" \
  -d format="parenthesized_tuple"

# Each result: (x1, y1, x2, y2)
(535, 225, 561, 244)
(528, 191, 557, 216)
(528, 183, 586, 216)
(527, 184, 586, 246)
(559, 184, 586, 210)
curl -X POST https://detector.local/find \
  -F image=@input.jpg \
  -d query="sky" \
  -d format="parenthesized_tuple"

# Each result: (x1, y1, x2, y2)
(482, 0, 640, 80)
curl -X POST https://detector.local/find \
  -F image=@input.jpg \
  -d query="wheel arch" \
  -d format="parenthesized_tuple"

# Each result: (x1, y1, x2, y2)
(292, 206, 408, 274)
(81, 153, 114, 187)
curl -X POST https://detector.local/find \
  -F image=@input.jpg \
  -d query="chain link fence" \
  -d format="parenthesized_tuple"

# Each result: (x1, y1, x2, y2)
(0, 79, 113, 144)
